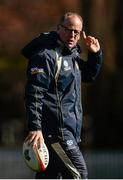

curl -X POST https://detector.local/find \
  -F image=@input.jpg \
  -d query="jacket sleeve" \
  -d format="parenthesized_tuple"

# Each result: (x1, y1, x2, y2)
(25, 52, 54, 131)
(80, 50, 103, 82)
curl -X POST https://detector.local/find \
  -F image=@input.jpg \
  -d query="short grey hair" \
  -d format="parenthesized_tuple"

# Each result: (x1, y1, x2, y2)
(59, 12, 83, 25)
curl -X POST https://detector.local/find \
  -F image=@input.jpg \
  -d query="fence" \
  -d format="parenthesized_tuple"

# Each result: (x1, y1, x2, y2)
(0, 147, 123, 179)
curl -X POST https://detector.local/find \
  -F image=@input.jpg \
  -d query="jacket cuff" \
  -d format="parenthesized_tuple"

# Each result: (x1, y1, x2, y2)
(88, 49, 102, 57)
(88, 49, 102, 64)
(28, 125, 42, 131)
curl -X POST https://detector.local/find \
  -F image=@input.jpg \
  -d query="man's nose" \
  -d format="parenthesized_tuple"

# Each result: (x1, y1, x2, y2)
(70, 30, 75, 37)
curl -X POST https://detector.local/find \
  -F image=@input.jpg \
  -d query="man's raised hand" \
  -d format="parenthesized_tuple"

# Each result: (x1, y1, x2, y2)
(82, 31, 100, 53)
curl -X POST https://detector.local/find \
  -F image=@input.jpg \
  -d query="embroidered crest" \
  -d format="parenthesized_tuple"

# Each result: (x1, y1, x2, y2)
(63, 60, 71, 71)
(66, 140, 73, 146)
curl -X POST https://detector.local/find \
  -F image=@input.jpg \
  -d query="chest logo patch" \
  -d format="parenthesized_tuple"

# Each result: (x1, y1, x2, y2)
(63, 60, 71, 71)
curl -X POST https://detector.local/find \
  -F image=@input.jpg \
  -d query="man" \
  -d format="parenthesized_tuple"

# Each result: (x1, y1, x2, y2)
(22, 12, 102, 179)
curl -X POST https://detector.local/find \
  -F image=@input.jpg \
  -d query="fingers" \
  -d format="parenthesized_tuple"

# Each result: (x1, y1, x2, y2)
(82, 31, 100, 52)
(82, 31, 99, 45)
(86, 36, 96, 44)
(82, 31, 87, 39)
(24, 130, 44, 148)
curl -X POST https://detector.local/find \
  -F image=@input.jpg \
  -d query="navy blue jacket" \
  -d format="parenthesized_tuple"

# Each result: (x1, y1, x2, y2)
(22, 31, 102, 143)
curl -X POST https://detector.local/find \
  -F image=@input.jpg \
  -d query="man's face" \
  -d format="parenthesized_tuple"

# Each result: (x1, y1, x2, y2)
(57, 15, 82, 49)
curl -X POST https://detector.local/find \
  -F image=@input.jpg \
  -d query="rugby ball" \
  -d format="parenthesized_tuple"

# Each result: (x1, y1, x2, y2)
(23, 141, 49, 172)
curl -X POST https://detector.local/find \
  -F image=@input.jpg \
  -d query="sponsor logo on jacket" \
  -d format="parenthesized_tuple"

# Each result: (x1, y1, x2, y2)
(31, 67, 44, 75)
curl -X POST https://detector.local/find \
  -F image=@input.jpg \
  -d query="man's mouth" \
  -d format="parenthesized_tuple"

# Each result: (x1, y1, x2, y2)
(68, 40, 74, 44)
(65, 39, 75, 48)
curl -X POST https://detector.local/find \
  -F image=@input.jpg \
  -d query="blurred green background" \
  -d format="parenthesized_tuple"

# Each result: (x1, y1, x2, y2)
(0, 0, 123, 178)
